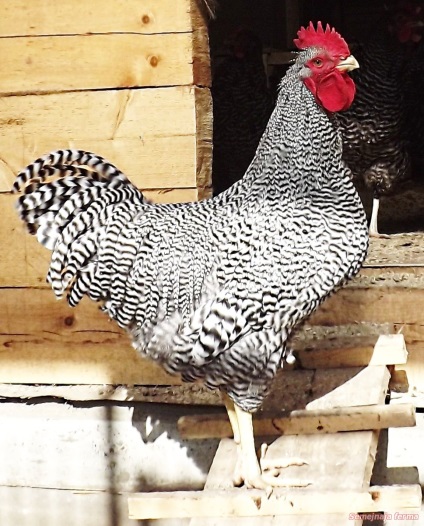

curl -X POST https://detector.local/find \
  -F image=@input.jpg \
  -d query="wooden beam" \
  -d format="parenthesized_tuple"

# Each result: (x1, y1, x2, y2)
(128, 484, 422, 519)
(296, 334, 407, 369)
(177, 403, 416, 439)
(0, 87, 211, 192)
(389, 369, 409, 393)
(0, 32, 207, 95)
(0, 0, 201, 37)
(309, 287, 424, 328)
(364, 233, 424, 267)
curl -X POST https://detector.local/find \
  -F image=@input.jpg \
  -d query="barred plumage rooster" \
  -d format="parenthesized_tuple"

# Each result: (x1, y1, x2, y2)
(14, 22, 368, 490)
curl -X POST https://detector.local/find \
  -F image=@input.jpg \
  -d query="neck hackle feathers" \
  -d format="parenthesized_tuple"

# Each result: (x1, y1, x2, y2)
(294, 21, 350, 57)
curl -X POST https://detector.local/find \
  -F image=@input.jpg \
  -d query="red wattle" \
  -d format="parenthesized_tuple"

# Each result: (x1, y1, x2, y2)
(305, 71, 356, 113)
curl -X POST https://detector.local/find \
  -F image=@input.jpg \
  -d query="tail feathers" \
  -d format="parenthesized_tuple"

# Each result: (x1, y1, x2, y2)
(13, 149, 129, 193)
(14, 149, 145, 304)
(47, 188, 142, 298)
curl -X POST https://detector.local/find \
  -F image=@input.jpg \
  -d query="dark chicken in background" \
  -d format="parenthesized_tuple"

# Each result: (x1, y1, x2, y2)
(211, 28, 274, 195)
(404, 17, 424, 177)
(335, 1, 424, 237)
(14, 22, 368, 489)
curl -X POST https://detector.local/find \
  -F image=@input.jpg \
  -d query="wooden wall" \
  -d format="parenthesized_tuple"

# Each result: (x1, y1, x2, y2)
(0, 0, 212, 198)
(0, 0, 212, 386)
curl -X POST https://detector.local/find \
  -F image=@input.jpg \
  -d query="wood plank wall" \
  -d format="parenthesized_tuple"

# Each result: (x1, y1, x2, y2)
(0, 0, 212, 385)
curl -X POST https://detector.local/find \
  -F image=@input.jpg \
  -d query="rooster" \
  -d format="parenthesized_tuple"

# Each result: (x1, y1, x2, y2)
(14, 22, 368, 490)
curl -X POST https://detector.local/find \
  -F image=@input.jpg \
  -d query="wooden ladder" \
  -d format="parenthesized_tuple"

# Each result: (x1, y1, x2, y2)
(128, 335, 422, 524)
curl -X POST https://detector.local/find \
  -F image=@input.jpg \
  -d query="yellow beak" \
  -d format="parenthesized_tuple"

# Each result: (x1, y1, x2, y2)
(336, 55, 359, 72)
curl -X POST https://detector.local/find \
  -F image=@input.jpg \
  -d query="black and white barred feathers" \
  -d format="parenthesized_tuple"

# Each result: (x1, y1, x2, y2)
(14, 48, 368, 413)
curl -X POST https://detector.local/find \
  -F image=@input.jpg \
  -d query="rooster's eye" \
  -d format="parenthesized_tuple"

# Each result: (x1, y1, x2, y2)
(313, 58, 323, 67)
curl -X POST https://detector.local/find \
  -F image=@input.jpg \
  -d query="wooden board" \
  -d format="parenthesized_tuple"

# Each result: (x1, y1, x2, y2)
(295, 334, 407, 369)
(0, 365, 391, 407)
(363, 233, 424, 267)
(0, 33, 204, 95)
(0, 87, 212, 192)
(178, 403, 416, 439)
(128, 484, 422, 519)
(0, 0, 210, 96)
(1, 0, 198, 37)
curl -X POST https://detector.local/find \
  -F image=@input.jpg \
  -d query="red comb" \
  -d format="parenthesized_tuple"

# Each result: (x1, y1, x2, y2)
(294, 21, 350, 57)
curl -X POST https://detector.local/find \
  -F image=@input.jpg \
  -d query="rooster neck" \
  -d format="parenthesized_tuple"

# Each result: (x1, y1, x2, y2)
(217, 75, 345, 211)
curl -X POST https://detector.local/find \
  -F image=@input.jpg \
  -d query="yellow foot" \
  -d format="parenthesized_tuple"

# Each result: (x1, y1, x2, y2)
(232, 443, 311, 492)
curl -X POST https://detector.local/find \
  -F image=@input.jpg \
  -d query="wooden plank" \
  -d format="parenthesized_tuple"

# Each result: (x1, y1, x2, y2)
(0, 0, 196, 37)
(0, 366, 388, 406)
(309, 286, 424, 328)
(128, 484, 423, 519)
(296, 334, 407, 369)
(306, 365, 390, 410)
(0, 87, 212, 191)
(0, 33, 205, 95)
(0, 288, 181, 385)
(364, 233, 424, 267)
(177, 403, 416, 439)
(0, 486, 157, 526)
(0, 383, 221, 405)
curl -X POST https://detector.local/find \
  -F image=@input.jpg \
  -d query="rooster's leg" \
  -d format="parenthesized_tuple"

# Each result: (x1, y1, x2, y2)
(222, 392, 240, 443)
(223, 398, 311, 490)
(369, 197, 390, 238)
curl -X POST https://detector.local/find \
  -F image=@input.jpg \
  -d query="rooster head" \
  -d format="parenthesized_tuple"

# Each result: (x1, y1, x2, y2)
(294, 21, 359, 113)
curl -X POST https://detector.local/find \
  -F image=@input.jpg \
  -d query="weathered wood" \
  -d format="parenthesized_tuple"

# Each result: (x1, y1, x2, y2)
(309, 286, 424, 327)
(389, 369, 409, 393)
(0, 31, 209, 95)
(0, 383, 220, 404)
(0, 486, 163, 526)
(0, 365, 392, 407)
(0, 288, 182, 385)
(0, 0, 198, 37)
(296, 334, 407, 369)
(131, 365, 409, 522)
(305, 365, 390, 410)
(363, 233, 424, 267)
(0, 87, 212, 192)
(128, 484, 422, 519)
(178, 403, 416, 439)
(191, 439, 363, 526)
